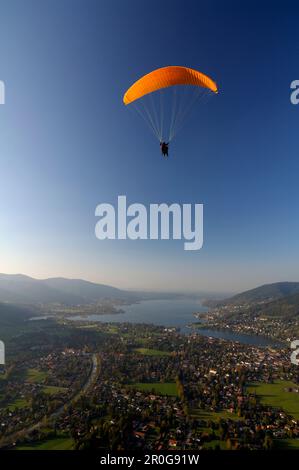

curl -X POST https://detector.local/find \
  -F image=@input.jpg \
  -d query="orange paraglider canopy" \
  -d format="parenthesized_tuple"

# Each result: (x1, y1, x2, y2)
(123, 66, 218, 105)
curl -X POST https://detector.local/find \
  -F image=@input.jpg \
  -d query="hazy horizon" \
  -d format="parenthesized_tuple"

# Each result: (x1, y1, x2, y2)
(1, 271, 299, 299)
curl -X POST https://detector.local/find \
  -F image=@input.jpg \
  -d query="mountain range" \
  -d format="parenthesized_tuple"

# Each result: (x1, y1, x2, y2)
(1, 275, 299, 318)
(0, 273, 136, 305)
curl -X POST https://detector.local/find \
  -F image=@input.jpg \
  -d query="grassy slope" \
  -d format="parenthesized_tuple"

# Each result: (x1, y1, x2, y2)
(15, 437, 74, 450)
(26, 368, 47, 383)
(275, 438, 299, 450)
(247, 380, 299, 420)
(190, 408, 243, 421)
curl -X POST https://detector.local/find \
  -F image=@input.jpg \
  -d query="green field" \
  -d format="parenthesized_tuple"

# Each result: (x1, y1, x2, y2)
(190, 408, 243, 422)
(129, 382, 178, 396)
(43, 385, 68, 395)
(247, 380, 299, 420)
(275, 438, 299, 450)
(203, 439, 227, 450)
(134, 348, 171, 356)
(26, 368, 48, 384)
(15, 437, 74, 450)
(7, 398, 30, 410)
(188, 409, 243, 450)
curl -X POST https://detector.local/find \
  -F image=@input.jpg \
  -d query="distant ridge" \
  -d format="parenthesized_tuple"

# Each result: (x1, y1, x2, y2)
(205, 282, 299, 308)
(0, 273, 137, 305)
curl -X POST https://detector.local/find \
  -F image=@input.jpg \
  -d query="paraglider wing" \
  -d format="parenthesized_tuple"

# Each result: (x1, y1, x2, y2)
(123, 66, 218, 143)
(123, 66, 218, 105)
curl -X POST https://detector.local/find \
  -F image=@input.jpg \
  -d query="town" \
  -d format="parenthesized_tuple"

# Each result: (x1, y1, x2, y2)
(0, 317, 298, 451)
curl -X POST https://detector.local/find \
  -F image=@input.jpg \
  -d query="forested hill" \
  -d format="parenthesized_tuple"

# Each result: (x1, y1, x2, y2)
(246, 292, 299, 318)
(205, 282, 299, 308)
(0, 273, 136, 305)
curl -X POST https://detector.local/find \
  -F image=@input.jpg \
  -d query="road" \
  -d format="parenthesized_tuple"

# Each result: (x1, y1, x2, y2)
(0, 353, 100, 448)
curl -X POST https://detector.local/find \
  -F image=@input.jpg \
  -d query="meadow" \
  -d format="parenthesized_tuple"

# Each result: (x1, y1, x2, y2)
(247, 380, 299, 420)
(15, 437, 74, 450)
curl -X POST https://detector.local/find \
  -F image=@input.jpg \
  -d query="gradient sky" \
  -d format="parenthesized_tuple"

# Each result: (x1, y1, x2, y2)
(0, 0, 299, 293)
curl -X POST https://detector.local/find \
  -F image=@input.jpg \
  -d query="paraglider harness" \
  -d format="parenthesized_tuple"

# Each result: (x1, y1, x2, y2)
(160, 141, 169, 157)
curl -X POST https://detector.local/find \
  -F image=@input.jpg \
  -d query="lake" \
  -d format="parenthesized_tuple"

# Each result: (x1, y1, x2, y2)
(69, 298, 283, 348)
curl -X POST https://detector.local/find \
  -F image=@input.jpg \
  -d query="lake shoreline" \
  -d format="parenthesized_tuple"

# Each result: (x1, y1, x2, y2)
(66, 298, 284, 349)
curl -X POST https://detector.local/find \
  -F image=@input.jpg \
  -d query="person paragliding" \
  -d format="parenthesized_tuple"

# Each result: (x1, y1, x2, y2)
(160, 141, 169, 157)
(123, 66, 218, 157)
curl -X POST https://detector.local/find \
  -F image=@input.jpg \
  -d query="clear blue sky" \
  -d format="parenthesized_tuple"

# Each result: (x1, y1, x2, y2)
(0, 0, 298, 293)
